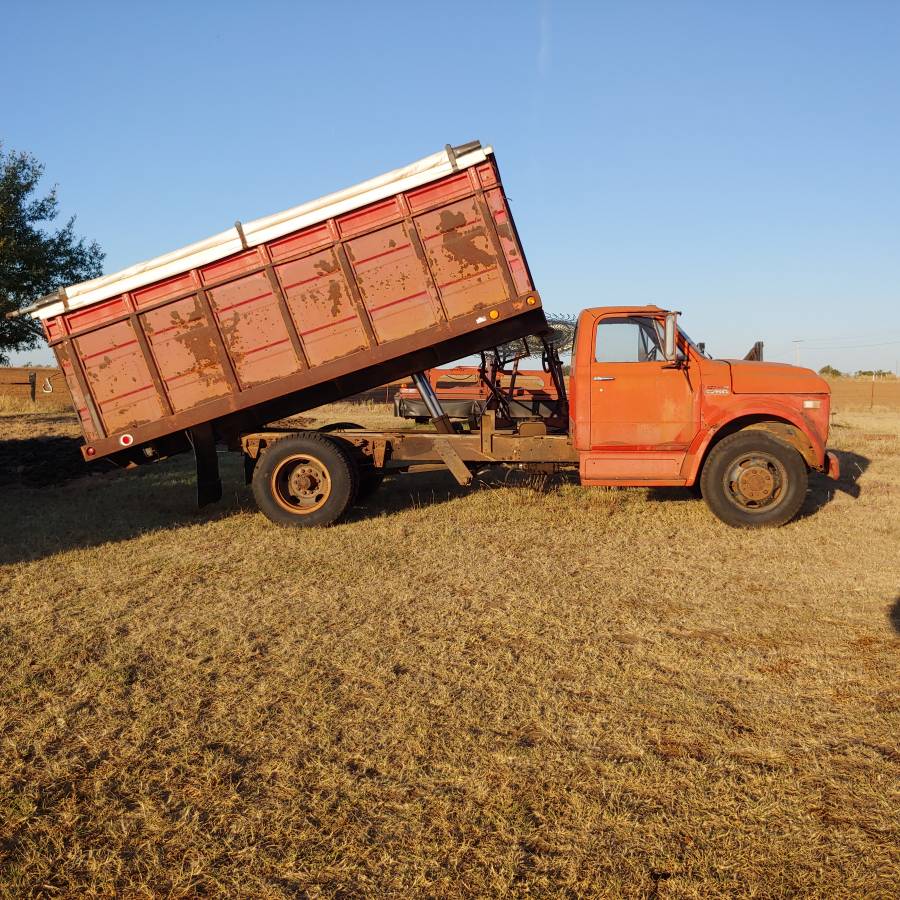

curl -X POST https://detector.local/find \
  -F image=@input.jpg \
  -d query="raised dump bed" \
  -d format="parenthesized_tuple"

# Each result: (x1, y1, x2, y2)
(23, 141, 545, 463)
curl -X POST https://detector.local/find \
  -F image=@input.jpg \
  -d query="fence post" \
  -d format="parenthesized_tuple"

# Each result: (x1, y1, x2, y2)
(28, 371, 36, 402)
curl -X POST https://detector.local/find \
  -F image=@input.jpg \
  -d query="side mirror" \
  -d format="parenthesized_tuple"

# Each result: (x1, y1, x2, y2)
(664, 312, 678, 361)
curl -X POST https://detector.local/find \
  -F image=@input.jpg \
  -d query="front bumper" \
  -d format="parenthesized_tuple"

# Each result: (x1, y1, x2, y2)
(824, 450, 841, 480)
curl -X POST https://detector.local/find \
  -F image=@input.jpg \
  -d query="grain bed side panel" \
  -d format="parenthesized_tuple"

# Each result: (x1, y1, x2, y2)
(73, 321, 165, 433)
(65, 296, 131, 333)
(141, 296, 231, 412)
(133, 272, 197, 308)
(55, 346, 100, 440)
(54, 158, 540, 457)
(78, 302, 545, 460)
(484, 188, 532, 295)
(345, 223, 441, 344)
(275, 249, 369, 366)
(414, 198, 507, 317)
(206, 272, 302, 388)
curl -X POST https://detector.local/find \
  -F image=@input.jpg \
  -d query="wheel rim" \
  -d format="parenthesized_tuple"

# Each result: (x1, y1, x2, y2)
(722, 451, 787, 512)
(270, 454, 332, 515)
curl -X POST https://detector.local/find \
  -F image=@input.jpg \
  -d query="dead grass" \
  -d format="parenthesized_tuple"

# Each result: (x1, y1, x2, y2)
(0, 395, 73, 416)
(1, 404, 898, 897)
(277, 400, 412, 433)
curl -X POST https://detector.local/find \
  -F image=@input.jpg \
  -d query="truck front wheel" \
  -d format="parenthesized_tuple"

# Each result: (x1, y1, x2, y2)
(252, 433, 357, 527)
(700, 431, 808, 528)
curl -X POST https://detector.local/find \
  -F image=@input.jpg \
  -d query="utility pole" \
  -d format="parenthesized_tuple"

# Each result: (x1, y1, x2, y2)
(792, 339, 803, 367)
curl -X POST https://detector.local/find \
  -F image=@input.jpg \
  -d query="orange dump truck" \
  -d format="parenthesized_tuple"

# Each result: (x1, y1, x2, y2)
(18, 141, 839, 527)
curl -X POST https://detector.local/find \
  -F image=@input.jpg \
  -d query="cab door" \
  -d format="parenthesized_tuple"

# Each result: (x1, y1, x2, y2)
(584, 314, 697, 482)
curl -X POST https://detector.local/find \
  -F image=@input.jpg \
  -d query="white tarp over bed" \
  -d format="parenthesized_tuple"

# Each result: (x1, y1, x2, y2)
(31, 142, 493, 320)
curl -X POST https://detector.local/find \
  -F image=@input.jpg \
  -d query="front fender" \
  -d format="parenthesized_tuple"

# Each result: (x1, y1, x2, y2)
(685, 399, 827, 483)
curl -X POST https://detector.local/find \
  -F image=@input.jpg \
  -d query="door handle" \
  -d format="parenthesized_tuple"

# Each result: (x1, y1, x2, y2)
(592, 375, 615, 382)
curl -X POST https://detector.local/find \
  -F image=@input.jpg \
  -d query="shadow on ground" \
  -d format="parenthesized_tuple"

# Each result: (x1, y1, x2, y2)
(889, 596, 900, 636)
(646, 486, 699, 503)
(647, 448, 870, 519)
(0, 449, 478, 565)
(346, 469, 480, 522)
(0, 437, 872, 564)
(1, 458, 220, 565)
(0, 434, 112, 488)
(800, 448, 869, 519)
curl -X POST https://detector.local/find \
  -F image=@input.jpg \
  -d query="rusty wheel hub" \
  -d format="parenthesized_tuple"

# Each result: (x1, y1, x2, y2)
(272, 455, 332, 514)
(289, 465, 321, 496)
(735, 464, 775, 501)
(725, 453, 785, 510)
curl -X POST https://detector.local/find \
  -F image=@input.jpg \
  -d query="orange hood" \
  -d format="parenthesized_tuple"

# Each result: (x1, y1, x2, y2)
(725, 360, 829, 394)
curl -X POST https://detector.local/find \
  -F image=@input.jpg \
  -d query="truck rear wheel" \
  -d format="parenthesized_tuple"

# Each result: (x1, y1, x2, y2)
(317, 421, 385, 502)
(252, 433, 357, 527)
(700, 430, 808, 528)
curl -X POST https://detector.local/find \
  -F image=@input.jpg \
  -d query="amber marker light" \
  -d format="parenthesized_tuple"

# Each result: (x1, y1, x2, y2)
(489, 309, 500, 319)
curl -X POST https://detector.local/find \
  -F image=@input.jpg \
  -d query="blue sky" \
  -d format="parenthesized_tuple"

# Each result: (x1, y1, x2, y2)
(3, 0, 899, 372)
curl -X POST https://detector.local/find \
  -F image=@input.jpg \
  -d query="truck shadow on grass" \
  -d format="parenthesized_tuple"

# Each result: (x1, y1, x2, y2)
(1, 427, 536, 564)
(799, 448, 869, 519)
(0, 442, 871, 565)
(0, 434, 108, 488)
(347, 469, 479, 521)
(889, 595, 900, 636)
(646, 448, 869, 518)
(0, 451, 470, 565)
(0, 447, 247, 565)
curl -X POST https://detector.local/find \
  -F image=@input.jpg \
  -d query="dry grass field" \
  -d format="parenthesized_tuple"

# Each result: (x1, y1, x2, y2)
(1, 400, 898, 897)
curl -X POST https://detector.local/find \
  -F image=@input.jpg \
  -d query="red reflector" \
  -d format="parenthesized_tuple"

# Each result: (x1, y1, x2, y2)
(119, 434, 134, 447)
(86, 446, 96, 457)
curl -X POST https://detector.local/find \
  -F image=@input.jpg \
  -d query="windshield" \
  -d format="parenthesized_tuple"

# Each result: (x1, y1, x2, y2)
(649, 317, 710, 359)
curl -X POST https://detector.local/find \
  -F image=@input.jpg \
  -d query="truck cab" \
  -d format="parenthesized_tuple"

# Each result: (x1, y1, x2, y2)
(569, 305, 838, 526)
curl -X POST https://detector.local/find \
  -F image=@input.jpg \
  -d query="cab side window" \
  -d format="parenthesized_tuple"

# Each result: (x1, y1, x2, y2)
(595, 316, 664, 362)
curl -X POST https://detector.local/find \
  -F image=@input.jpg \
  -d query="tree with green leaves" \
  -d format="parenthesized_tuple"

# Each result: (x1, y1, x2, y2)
(0, 144, 104, 364)
(818, 364, 843, 377)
